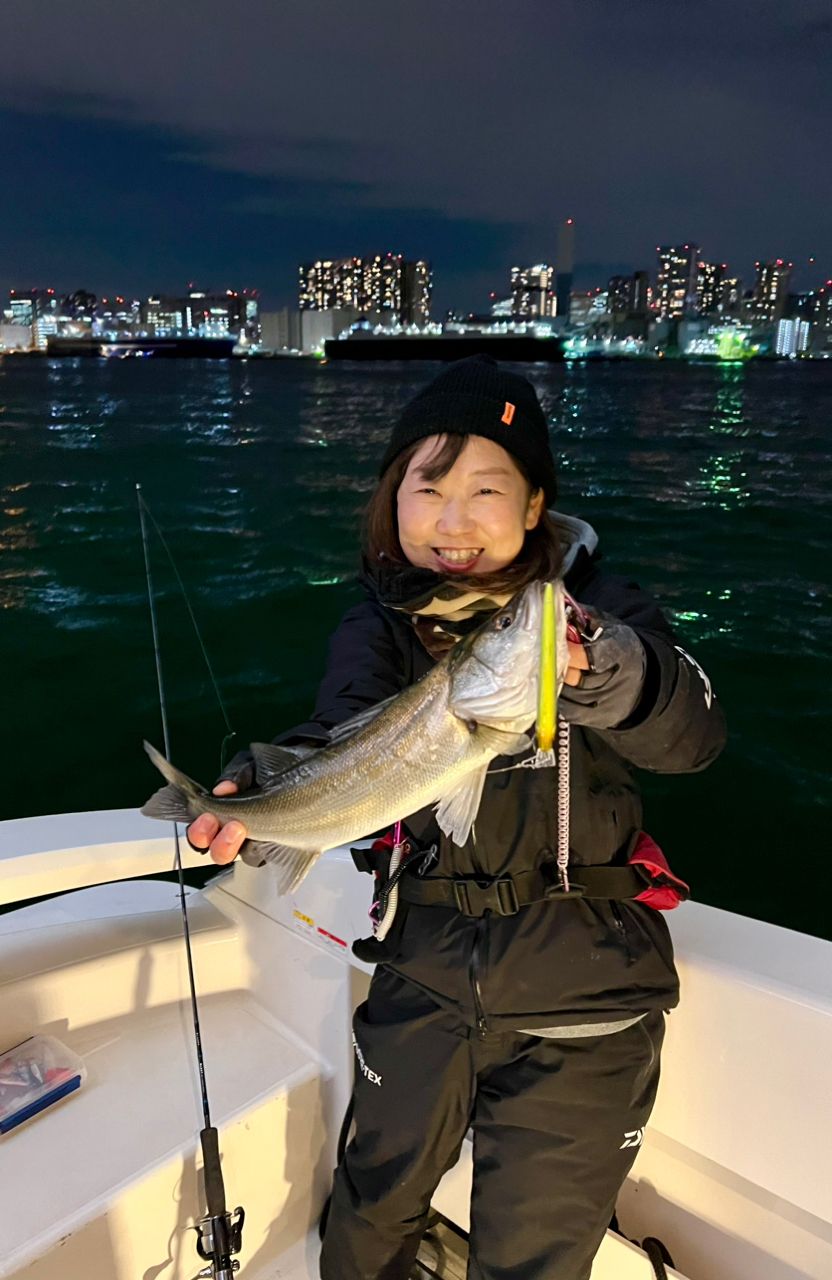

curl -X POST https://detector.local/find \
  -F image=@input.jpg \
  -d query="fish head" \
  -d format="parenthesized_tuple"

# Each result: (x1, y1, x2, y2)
(447, 580, 552, 731)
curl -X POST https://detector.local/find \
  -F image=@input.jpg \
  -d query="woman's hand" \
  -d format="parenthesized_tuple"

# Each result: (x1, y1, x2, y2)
(564, 640, 591, 687)
(560, 607, 647, 729)
(187, 779, 249, 865)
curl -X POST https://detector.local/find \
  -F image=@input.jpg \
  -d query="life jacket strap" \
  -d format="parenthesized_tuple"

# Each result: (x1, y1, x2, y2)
(398, 847, 688, 918)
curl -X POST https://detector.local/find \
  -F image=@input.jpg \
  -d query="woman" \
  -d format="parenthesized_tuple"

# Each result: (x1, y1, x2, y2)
(188, 355, 726, 1279)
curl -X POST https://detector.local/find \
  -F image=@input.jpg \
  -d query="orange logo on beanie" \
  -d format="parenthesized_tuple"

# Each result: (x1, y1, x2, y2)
(501, 401, 516, 425)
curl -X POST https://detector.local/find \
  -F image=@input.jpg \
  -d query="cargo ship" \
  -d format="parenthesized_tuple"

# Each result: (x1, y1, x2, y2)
(46, 336, 237, 359)
(325, 333, 564, 361)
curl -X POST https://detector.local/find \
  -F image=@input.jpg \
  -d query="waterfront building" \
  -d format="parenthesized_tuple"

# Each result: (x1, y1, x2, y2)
(0, 324, 32, 351)
(489, 296, 515, 318)
(260, 306, 384, 355)
(5, 288, 60, 349)
(555, 218, 575, 320)
(142, 290, 259, 342)
(655, 244, 700, 318)
(696, 261, 725, 315)
(608, 272, 649, 318)
(810, 283, 832, 331)
(719, 275, 743, 316)
(569, 289, 608, 327)
(95, 297, 142, 339)
(510, 264, 555, 318)
(774, 318, 810, 357)
(298, 254, 431, 325)
(683, 322, 757, 360)
(751, 260, 793, 324)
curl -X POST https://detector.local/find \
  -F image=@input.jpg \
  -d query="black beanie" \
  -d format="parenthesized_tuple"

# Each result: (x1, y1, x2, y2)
(379, 354, 557, 503)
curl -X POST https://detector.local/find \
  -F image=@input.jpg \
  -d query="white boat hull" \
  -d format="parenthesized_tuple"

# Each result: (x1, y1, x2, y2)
(0, 809, 829, 1279)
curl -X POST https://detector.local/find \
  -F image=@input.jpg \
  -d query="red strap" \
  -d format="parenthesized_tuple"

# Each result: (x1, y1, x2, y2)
(629, 831, 689, 911)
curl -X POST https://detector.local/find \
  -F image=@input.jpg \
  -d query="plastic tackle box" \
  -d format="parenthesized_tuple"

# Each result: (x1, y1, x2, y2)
(0, 1034, 86, 1135)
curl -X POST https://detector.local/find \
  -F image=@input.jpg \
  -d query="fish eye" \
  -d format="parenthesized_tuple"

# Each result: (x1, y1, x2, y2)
(494, 612, 513, 630)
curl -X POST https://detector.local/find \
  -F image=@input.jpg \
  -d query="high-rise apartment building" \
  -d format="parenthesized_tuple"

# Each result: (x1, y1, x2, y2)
(298, 253, 431, 325)
(655, 244, 700, 318)
(696, 261, 725, 315)
(810, 283, 832, 332)
(751, 260, 793, 324)
(510, 264, 555, 318)
(607, 272, 649, 319)
(719, 276, 743, 315)
(774, 318, 810, 357)
(555, 219, 575, 319)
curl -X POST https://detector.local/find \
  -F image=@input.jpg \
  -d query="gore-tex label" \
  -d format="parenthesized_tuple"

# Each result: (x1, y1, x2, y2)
(352, 1033, 382, 1086)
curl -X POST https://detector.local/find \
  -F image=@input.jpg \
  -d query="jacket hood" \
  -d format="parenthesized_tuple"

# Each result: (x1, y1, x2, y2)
(550, 512, 599, 576)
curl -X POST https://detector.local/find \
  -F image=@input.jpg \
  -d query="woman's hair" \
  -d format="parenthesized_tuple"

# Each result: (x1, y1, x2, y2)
(363, 434, 566, 592)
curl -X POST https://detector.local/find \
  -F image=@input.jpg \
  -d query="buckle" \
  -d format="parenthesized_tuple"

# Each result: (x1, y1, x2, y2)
(452, 877, 519, 917)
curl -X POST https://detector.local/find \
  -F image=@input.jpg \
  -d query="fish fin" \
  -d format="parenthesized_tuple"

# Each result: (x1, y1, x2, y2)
(141, 783, 195, 825)
(434, 764, 489, 848)
(239, 839, 322, 893)
(327, 695, 398, 744)
(476, 728, 533, 757)
(250, 742, 315, 787)
(142, 740, 207, 799)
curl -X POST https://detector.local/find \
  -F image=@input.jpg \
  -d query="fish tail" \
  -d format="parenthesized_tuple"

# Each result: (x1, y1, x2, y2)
(141, 740, 207, 824)
(141, 783, 196, 824)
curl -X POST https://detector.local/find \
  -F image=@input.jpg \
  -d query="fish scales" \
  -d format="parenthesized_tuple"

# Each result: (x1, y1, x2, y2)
(142, 580, 568, 886)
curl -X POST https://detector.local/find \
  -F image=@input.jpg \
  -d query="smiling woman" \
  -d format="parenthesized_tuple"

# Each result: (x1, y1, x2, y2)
(363, 359, 566, 598)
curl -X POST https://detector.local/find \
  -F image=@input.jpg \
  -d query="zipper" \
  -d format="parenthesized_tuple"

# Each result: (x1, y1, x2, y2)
(610, 901, 635, 965)
(469, 918, 488, 1039)
(468, 821, 488, 1039)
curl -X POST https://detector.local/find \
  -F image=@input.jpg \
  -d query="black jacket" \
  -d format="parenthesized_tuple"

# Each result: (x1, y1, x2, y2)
(269, 534, 727, 1032)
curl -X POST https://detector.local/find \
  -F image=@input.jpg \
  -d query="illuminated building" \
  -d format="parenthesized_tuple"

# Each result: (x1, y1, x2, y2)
(95, 297, 142, 339)
(298, 254, 431, 325)
(569, 289, 608, 326)
(5, 288, 60, 349)
(683, 323, 757, 361)
(719, 276, 743, 315)
(696, 261, 725, 315)
(510, 264, 555, 318)
(774, 318, 810, 357)
(608, 272, 649, 319)
(142, 290, 260, 342)
(655, 244, 700, 318)
(555, 219, 575, 319)
(751, 260, 793, 324)
(810, 283, 832, 331)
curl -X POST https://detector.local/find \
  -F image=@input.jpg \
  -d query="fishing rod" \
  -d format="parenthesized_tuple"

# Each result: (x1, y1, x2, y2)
(135, 483, 245, 1279)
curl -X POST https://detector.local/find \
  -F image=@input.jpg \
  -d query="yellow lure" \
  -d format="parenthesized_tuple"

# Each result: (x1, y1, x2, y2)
(536, 580, 557, 752)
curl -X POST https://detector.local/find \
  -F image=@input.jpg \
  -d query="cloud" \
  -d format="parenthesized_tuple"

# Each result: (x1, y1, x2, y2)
(0, 0, 829, 296)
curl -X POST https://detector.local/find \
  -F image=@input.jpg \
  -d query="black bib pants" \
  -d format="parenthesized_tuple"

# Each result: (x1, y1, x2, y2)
(320, 966, 665, 1280)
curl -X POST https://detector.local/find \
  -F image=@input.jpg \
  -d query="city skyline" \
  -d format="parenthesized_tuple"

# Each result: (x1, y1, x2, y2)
(1, 3, 830, 313)
(6, 239, 830, 325)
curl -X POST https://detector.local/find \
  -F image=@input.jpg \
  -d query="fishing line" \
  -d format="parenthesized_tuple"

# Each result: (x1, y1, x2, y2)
(135, 486, 237, 776)
(136, 483, 213, 1130)
(135, 482, 244, 1277)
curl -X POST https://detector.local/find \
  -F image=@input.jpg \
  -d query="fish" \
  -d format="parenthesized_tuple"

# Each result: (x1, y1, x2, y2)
(141, 579, 569, 893)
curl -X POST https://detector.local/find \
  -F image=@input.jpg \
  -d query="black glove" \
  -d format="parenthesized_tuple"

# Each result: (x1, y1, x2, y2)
(184, 748, 256, 855)
(214, 748, 256, 793)
(559, 608, 646, 731)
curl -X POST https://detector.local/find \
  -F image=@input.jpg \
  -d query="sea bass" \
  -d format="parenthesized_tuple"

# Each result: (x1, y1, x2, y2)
(141, 579, 568, 892)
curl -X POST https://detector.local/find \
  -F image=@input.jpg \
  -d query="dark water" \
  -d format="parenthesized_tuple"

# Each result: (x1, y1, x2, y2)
(2, 356, 830, 938)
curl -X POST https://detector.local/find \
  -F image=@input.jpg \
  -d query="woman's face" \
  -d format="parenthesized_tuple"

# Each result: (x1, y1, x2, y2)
(396, 434, 545, 575)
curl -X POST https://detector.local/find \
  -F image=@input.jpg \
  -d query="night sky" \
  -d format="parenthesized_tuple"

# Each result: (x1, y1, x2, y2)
(2, 1, 830, 313)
